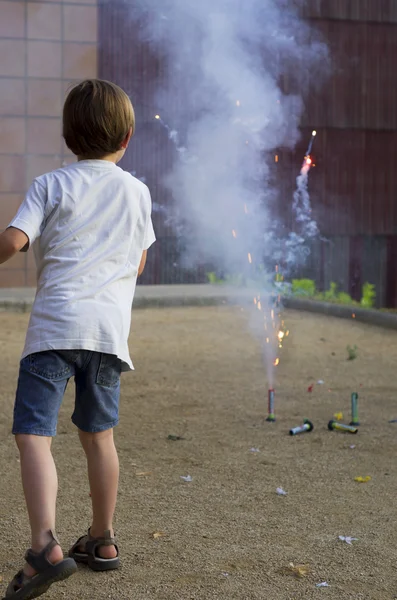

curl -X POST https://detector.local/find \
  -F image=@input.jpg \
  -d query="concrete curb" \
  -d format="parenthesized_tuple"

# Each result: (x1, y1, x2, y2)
(132, 285, 252, 309)
(0, 300, 33, 313)
(0, 285, 251, 313)
(1, 285, 397, 331)
(283, 296, 397, 331)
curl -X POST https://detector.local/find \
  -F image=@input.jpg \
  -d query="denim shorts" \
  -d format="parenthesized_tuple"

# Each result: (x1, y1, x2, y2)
(13, 350, 122, 436)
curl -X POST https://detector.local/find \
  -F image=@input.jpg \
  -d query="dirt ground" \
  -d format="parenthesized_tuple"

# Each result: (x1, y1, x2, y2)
(1, 306, 397, 600)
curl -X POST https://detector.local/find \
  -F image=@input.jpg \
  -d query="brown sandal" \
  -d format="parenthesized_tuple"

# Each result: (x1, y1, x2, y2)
(3, 530, 77, 599)
(68, 529, 120, 572)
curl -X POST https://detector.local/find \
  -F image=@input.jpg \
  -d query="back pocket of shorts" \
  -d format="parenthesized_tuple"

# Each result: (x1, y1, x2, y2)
(96, 354, 121, 387)
(27, 351, 72, 380)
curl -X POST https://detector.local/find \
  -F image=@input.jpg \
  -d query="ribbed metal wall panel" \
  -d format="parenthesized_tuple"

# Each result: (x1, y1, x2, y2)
(303, 0, 397, 23)
(99, 1, 397, 303)
(276, 128, 397, 236)
(302, 20, 397, 130)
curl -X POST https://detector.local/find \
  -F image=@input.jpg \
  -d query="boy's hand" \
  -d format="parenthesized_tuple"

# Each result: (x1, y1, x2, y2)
(0, 227, 29, 265)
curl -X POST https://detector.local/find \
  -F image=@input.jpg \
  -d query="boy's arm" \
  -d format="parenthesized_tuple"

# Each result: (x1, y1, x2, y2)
(138, 250, 147, 276)
(136, 185, 156, 277)
(3, 179, 47, 264)
(0, 227, 29, 265)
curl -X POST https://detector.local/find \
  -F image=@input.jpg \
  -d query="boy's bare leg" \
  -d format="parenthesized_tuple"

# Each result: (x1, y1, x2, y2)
(78, 428, 118, 558)
(15, 434, 64, 577)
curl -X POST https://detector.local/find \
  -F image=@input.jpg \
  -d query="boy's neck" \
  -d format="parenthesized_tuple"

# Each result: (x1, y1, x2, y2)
(77, 150, 122, 164)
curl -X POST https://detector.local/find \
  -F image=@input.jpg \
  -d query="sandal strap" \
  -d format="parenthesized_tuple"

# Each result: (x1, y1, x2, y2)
(25, 529, 60, 572)
(6, 569, 26, 596)
(71, 533, 89, 553)
(85, 529, 118, 556)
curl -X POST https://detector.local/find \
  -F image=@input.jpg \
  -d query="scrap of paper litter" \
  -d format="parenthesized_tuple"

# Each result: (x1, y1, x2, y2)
(180, 475, 192, 482)
(316, 582, 329, 588)
(276, 487, 287, 496)
(339, 536, 358, 545)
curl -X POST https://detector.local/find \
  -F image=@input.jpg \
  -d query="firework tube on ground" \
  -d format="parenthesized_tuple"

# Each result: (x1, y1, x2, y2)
(350, 392, 360, 426)
(266, 389, 276, 422)
(328, 420, 358, 434)
(289, 419, 314, 436)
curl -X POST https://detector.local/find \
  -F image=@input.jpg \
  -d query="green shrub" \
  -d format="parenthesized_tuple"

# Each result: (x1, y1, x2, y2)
(291, 279, 316, 297)
(361, 282, 376, 308)
(316, 282, 354, 305)
(323, 281, 338, 302)
(207, 272, 224, 284)
(337, 292, 354, 304)
(347, 345, 358, 360)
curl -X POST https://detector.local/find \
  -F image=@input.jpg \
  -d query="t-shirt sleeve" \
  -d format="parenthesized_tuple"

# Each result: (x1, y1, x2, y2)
(143, 218, 156, 250)
(8, 179, 47, 249)
(142, 186, 156, 250)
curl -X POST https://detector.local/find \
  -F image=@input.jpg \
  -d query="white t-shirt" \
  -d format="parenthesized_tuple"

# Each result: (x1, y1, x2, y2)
(9, 160, 156, 371)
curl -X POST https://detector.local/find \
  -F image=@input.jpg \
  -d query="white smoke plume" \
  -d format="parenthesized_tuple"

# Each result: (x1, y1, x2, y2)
(109, 0, 328, 384)
(119, 0, 327, 280)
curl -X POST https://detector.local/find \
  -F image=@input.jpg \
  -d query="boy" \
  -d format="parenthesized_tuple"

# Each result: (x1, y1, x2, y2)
(0, 79, 155, 599)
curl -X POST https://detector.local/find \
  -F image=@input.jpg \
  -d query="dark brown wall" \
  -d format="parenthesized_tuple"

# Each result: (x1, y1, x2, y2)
(278, 16, 397, 238)
(303, 0, 397, 23)
(99, 1, 397, 303)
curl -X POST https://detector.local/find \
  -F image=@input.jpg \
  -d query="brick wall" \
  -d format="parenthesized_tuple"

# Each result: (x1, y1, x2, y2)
(0, 0, 98, 286)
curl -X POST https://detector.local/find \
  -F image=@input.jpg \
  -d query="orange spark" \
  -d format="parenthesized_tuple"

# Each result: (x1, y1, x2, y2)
(274, 358, 280, 366)
(232, 229, 237, 238)
(248, 253, 252, 264)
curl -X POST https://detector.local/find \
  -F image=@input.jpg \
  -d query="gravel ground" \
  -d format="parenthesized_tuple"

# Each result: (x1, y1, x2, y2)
(0, 306, 397, 600)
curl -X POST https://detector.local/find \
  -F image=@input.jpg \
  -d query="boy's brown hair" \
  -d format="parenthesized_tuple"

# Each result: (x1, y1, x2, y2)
(63, 79, 135, 159)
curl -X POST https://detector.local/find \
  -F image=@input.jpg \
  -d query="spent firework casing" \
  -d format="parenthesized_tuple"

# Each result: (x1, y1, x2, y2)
(328, 420, 358, 434)
(350, 392, 360, 425)
(289, 419, 314, 436)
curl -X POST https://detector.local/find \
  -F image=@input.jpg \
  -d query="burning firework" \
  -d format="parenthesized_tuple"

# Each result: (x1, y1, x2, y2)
(304, 130, 317, 164)
(266, 389, 276, 422)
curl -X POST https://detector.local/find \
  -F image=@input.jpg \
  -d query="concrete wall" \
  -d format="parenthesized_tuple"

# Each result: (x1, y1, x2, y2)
(0, 0, 97, 286)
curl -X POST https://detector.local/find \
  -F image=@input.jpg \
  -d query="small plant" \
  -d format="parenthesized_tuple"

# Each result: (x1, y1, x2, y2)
(361, 282, 376, 308)
(206, 272, 224, 284)
(291, 278, 316, 297)
(337, 292, 354, 304)
(323, 281, 338, 302)
(346, 345, 358, 361)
